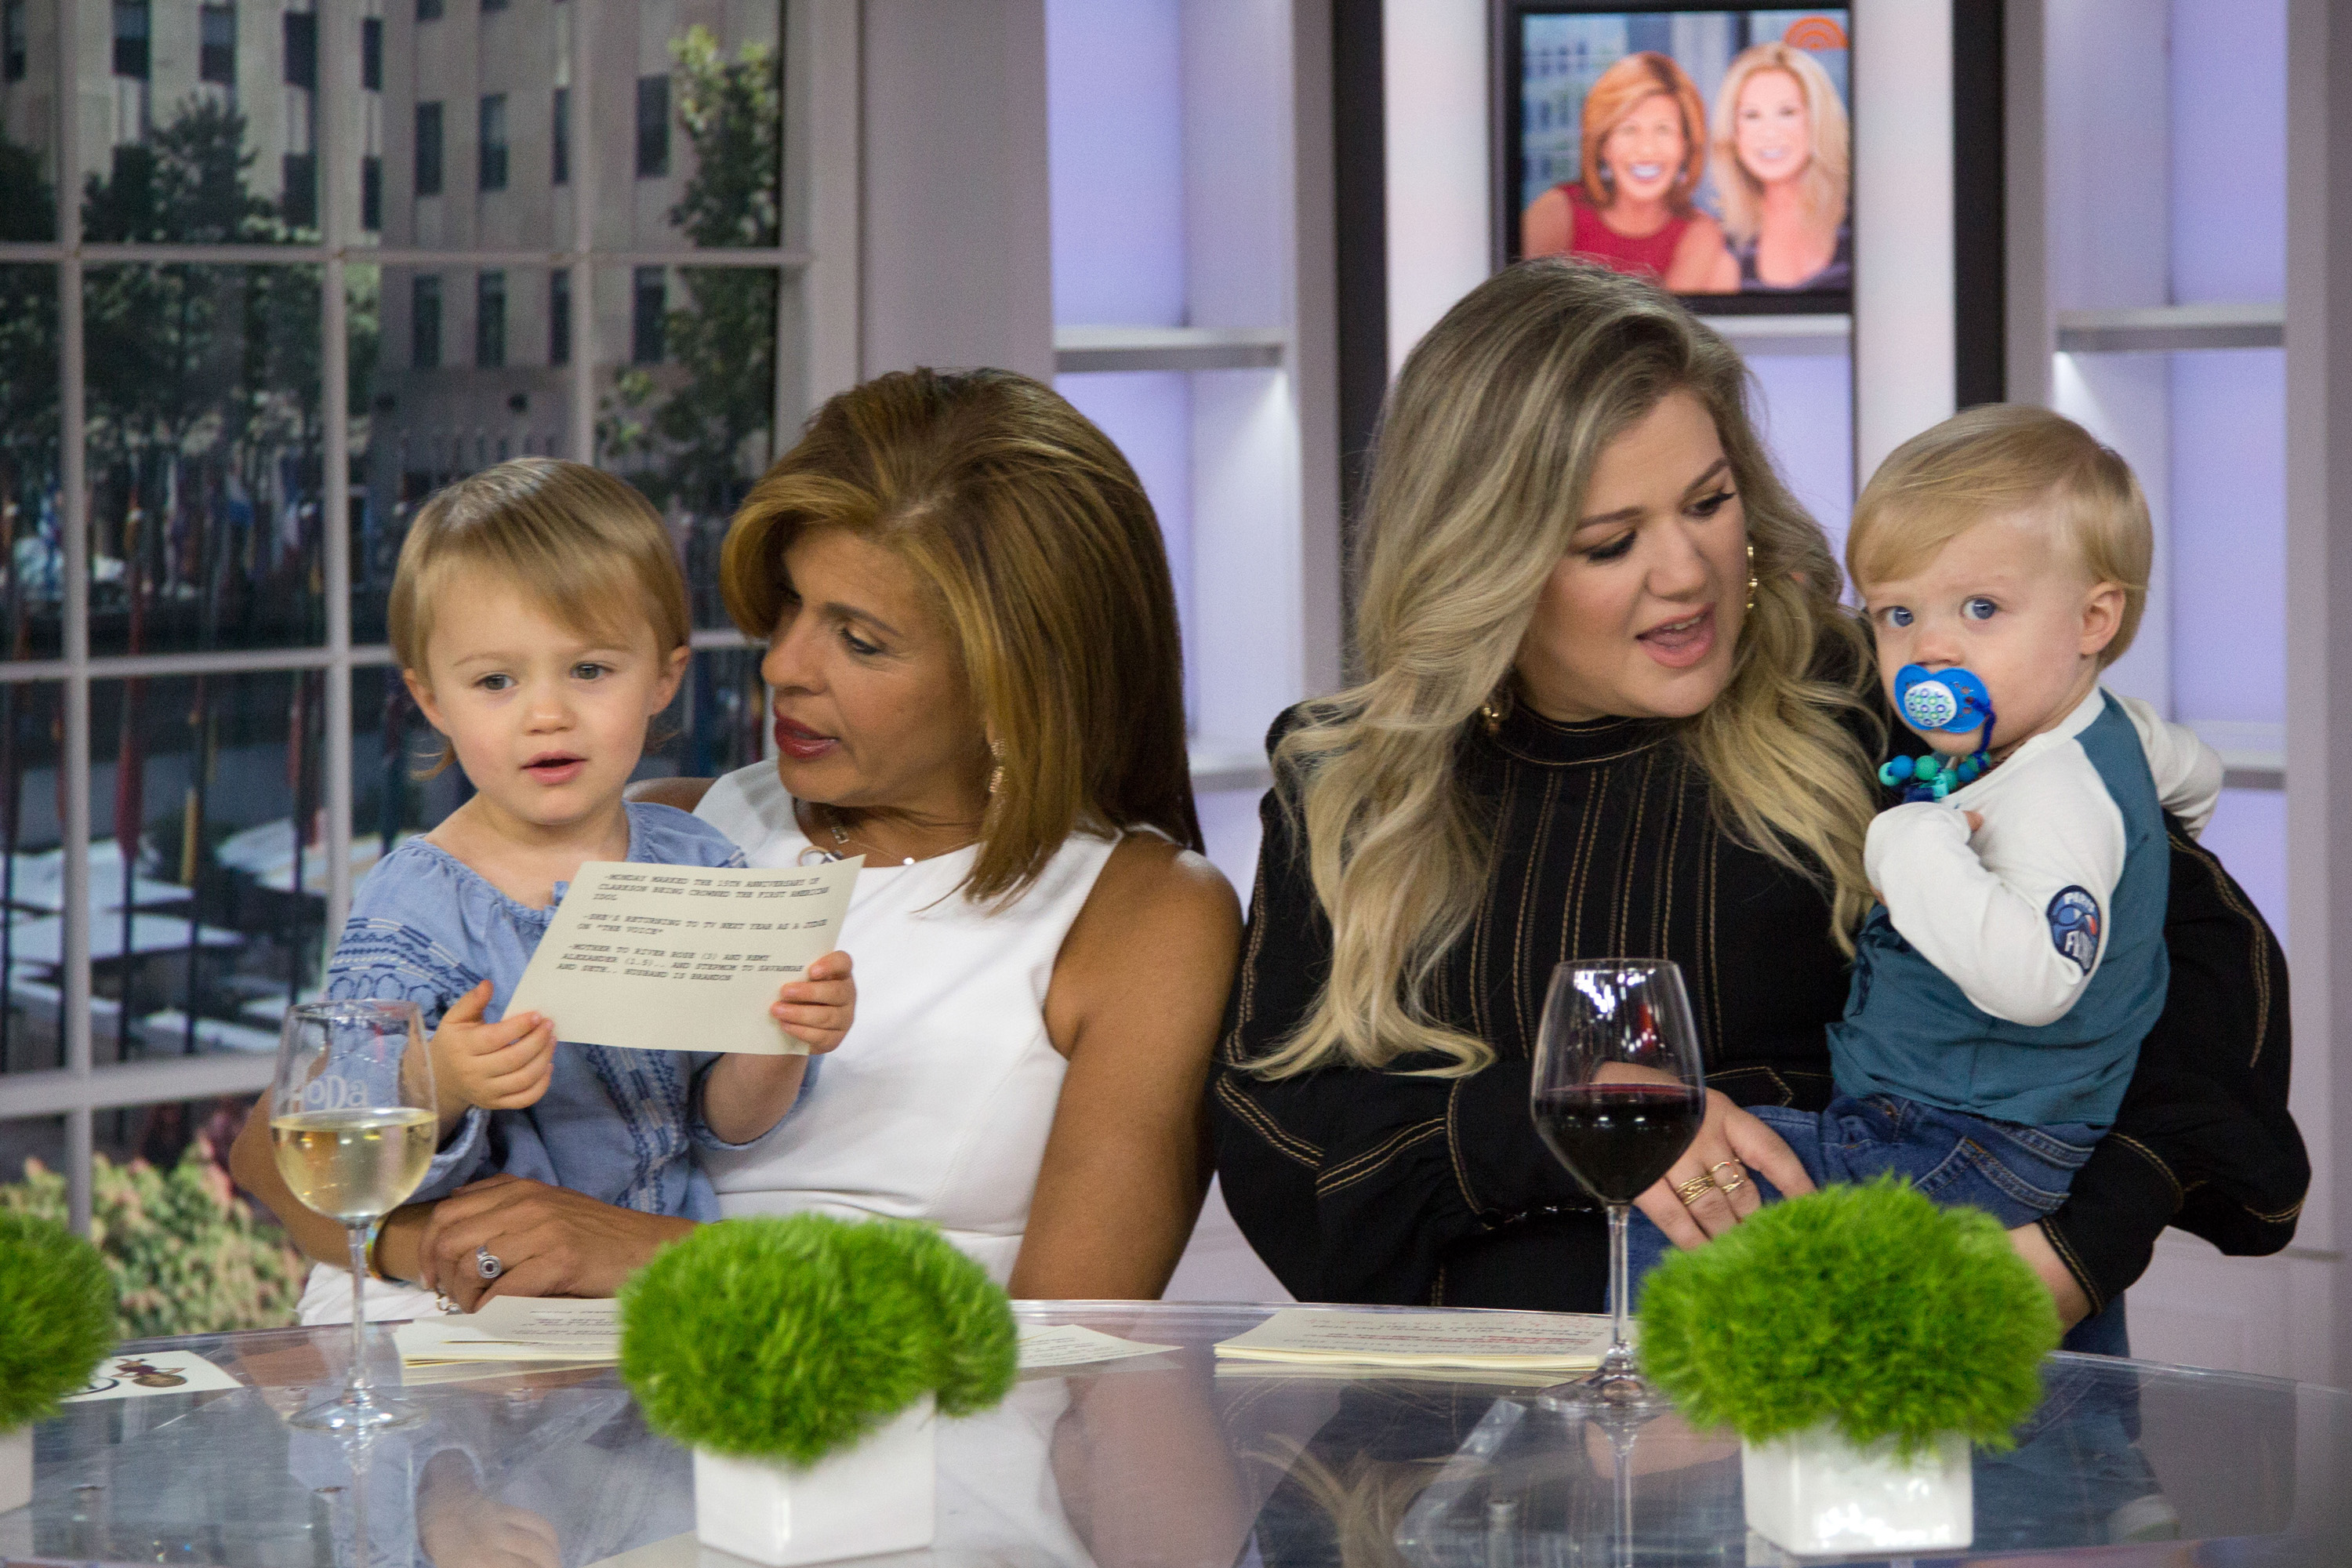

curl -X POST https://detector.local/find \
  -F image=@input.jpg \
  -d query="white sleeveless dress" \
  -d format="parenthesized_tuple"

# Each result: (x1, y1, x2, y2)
(695, 760, 1117, 1285)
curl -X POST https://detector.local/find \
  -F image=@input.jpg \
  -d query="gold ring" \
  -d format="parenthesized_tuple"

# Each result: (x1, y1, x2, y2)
(1715, 1172, 1748, 1196)
(1674, 1174, 1718, 1206)
(1706, 1161, 1744, 1182)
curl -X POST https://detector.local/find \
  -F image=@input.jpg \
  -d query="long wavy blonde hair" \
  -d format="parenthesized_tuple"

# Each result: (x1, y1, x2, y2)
(1253, 261, 1878, 1080)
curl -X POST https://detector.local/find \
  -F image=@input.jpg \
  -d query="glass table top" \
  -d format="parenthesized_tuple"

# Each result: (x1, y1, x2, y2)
(2, 1301, 2347, 1567)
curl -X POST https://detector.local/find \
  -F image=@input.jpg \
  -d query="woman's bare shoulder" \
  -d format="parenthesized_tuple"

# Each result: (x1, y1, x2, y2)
(626, 777, 716, 812)
(1052, 835, 1243, 1029)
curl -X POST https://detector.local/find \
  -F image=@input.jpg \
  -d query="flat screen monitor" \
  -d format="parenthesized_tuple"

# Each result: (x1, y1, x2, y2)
(1495, 5, 1853, 313)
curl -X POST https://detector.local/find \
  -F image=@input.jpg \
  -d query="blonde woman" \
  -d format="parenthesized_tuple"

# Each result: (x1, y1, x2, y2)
(1211, 262, 2299, 1353)
(339, 368, 1240, 1306)
(1520, 53, 1737, 294)
(1712, 42, 1851, 292)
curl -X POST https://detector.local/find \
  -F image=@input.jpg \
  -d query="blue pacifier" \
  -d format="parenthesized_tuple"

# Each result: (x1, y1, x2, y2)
(1878, 665, 1996, 803)
(1893, 664, 1994, 736)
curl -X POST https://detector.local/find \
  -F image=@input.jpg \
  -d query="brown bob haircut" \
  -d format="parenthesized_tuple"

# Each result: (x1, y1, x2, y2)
(1582, 51, 1710, 214)
(388, 456, 691, 673)
(720, 368, 1200, 902)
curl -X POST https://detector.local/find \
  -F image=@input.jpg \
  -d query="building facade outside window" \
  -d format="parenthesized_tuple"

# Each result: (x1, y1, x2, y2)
(418, 0, 442, 22)
(415, 100, 442, 196)
(2, 0, 24, 82)
(548, 267, 571, 365)
(282, 11, 317, 93)
(478, 93, 507, 191)
(631, 265, 665, 363)
(362, 16, 383, 93)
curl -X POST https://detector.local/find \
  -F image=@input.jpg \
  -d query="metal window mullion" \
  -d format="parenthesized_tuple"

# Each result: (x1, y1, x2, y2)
(56, 0, 93, 1236)
(568, 0, 596, 465)
(321, 2, 354, 947)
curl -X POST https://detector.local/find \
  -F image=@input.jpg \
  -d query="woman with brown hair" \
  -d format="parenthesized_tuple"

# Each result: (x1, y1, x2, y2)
(1520, 52, 1737, 293)
(1212, 262, 2302, 1352)
(335, 367, 1240, 1305)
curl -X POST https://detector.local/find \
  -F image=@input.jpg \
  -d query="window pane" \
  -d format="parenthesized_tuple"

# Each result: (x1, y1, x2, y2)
(89, 671, 326, 1069)
(0, 681, 64, 1073)
(77, 1, 303, 243)
(640, 648, 769, 781)
(551, 82, 568, 185)
(354, 665, 462, 844)
(354, 265, 575, 643)
(361, 15, 382, 92)
(0, 267, 61, 662)
(598, 266, 780, 630)
(418, 0, 441, 20)
(607, 17, 781, 249)
(477, 92, 506, 191)
(414, 100, 443, 196)
(634, 74, 669, 178)
(82, 265, 328, 656)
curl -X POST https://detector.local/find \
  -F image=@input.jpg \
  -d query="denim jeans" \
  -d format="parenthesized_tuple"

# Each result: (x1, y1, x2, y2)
(1624, 1093, 2100, 1308)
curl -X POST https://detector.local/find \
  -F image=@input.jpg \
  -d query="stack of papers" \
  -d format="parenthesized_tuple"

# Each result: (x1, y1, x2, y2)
(395, 1298, 622, 1366)
(1213, 1308, 1615, 1371)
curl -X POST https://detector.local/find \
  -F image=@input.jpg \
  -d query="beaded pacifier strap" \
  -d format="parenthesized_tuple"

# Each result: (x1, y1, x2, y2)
(1878, 665, 1995, 804)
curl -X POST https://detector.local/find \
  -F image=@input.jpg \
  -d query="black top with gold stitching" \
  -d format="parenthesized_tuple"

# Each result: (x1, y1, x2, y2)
(1210, 699, 2304, 1315)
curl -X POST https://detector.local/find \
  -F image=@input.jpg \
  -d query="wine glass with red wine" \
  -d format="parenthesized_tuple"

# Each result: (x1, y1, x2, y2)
(1530, 960, 1708, 1410)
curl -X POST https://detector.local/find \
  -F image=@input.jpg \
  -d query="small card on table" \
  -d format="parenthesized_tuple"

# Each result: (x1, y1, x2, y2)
(1213, 1308, 1615, 1370)
(62, 1349, 245, 1401)
(505, 858, 860, 1055)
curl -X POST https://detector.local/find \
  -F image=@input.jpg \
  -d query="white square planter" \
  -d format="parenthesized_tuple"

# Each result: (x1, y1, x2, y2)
(1, 1424, 30, 1515)
(1740, 1425, 1972, 1555)
(692, 1394, 935, 1566)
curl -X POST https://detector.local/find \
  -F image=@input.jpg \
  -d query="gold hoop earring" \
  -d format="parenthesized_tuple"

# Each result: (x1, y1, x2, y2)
(1744, 541, 1759, 614)
(1478, 693, 1508, 735)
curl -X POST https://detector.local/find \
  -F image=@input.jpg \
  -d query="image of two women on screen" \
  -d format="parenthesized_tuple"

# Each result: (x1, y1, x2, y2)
(1519, 22, 1851, 298)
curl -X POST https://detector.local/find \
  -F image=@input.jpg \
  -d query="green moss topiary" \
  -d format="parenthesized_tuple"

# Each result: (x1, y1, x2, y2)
(1639, 1178, 2060, 1456)
(619, 1214, 1018, 1466)
(0, 1210, 117, 1431)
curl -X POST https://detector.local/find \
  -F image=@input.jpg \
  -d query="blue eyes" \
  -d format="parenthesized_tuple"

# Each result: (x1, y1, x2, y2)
(1879, 600, 1996, 628)
(1962, 597, 1997, 621)
(1883, 607, 1913, 628)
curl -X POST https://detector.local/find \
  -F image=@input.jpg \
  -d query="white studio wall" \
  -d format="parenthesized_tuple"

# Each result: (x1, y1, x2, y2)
(1849, 0, 1954, 480)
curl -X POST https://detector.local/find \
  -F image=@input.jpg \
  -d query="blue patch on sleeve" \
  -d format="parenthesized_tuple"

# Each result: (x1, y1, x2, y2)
(2046, 886, 2101, 975)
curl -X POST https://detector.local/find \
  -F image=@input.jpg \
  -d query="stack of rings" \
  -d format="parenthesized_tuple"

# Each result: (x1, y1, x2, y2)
(1673, 1162, 1750, 1205)
(475, 1244, 504, 1281)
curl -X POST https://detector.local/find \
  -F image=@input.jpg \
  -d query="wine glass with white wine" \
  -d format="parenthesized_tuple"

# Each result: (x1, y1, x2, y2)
(270, 999, 436, 1431)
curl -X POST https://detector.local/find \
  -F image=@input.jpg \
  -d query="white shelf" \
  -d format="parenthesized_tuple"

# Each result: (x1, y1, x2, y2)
(1189, 735, 1272, 795)
(1694, 313, 1851, 358)
(1054, 326, 1288, 373)
(2056, 303, 2284, 354)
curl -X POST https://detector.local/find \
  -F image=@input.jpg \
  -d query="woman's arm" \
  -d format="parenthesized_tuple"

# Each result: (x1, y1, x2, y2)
(622, 777, 716, 812)
(1665, 215, 1738, 293)
(228, 1092, 356, 1265)
(1521, 187, 1574, 260)
(1012, 836, 1242, 1300)
(2032, 819, 2306, 1318)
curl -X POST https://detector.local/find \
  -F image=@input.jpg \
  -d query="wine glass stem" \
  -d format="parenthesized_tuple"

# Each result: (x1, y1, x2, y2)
(346, 1225, 372, 1402)
(1606, 1203, 1634, 1373)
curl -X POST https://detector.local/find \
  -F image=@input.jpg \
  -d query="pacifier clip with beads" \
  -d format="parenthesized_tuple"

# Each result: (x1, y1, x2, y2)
(1878, 664, 1996, 804)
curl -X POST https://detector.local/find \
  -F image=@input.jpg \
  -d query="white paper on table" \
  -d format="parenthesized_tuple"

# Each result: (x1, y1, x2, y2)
(61, 1349, 245, 1401)
(504, 858, 861, 1054)
(395, 1297, 620, 1364)
(1016, 1323, 1178, 1370)
(1212, 1309, 1615, 1370)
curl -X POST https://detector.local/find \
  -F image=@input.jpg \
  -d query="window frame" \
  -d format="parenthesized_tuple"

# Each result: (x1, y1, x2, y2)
(0, 0, 844, 1240)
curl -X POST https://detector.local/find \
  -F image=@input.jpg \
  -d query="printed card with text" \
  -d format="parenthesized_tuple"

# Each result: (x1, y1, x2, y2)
(505, 858, 860, 1055)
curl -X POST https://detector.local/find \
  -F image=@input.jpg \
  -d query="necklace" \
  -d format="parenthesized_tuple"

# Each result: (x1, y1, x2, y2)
(796, 803, 917, 868)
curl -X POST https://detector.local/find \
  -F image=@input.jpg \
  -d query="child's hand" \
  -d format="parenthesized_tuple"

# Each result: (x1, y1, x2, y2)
(1963, 810, 1984, 834)
(430, 979, 557, 1123)
(772, 951, 855, 1054)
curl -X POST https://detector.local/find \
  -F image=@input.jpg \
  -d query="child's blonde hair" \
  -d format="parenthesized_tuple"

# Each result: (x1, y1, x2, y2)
(1847, 405, 2151, 668)
(389, 457, 691, 675)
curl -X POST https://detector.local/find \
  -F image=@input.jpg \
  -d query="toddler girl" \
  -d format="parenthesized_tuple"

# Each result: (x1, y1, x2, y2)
(289, 458, 851, 1319)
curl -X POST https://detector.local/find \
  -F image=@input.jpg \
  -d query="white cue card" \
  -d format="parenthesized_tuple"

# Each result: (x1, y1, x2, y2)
(504, 858, 862, 1055)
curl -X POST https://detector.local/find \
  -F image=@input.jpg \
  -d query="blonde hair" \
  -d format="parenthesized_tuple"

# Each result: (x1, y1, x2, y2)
(1711, 44, 1850, 247)
(1252, 261, 1878, 1080)
(1581, 52, 1710, 214)
(720, 368, 1199, 903)
(391, 454, 692, 669)
(1848, 405, 2151, 667)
